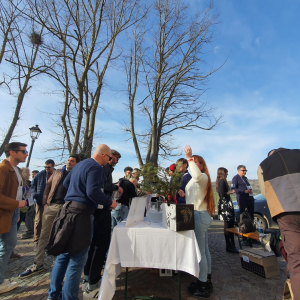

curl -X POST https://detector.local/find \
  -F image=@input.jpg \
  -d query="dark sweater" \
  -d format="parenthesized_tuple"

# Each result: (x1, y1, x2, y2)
(51, 169, 70, 204)
(217, 179, 230, 200)
(176, 171, 192, 204)
(63, 158, 112, 208)
(231, 174, 254, 202)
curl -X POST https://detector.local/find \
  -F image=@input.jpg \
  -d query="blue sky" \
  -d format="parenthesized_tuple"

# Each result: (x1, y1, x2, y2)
(1, 0, 299, 183)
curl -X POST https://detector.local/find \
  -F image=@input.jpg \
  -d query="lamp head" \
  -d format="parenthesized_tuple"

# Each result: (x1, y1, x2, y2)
(29, 124, 42, 140)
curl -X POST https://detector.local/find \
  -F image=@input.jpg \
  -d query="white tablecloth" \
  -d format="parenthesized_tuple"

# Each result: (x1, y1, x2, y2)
(98, 219, 201, 300)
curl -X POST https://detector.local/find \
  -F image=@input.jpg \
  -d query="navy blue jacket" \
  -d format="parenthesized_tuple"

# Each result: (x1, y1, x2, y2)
(63, 158, 112, 208)
(176, 171, 192, 204)
(31, 170, 48, 206)
(231, 174, 254, 202)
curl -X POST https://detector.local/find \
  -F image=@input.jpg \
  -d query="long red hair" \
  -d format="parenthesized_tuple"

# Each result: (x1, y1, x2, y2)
(193, 155, 215, 216)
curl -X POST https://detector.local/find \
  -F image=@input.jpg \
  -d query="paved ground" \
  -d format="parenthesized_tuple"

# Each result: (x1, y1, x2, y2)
(1, 221, 287, 300)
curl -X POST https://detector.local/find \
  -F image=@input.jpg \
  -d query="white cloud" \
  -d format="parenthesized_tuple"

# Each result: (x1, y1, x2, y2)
(213, 46, 220, 54)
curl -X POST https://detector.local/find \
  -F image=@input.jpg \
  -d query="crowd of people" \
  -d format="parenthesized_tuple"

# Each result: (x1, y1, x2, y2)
(0, 142, 299, 299)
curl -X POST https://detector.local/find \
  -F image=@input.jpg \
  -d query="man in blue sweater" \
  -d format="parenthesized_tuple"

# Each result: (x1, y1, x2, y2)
(231, 165, 254, 219)
(47, 144, 117, 300)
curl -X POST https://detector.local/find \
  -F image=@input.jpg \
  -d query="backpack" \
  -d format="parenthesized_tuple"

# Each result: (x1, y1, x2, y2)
(238, 208, 256, 233)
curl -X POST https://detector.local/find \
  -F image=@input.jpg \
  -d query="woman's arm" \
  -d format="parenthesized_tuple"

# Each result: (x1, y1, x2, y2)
(183, 145, 208, 186)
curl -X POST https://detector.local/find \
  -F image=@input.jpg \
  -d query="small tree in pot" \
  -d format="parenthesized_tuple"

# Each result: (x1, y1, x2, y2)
(140, 163, 183, 204)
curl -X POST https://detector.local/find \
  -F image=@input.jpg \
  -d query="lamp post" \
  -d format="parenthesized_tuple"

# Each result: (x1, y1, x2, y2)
(26, 124, 42, 168)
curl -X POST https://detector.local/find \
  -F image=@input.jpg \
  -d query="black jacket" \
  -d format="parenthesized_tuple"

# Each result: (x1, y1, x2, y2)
(103, 163, 118, 197)
(45, 201, 95, 256)
(118, 178, 137, 207)
(218, 179, 230, 200)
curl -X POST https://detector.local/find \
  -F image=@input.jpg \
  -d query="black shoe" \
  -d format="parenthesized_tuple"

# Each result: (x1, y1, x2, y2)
(207, 274, 213, 292)
(226, 245, 239, 253)
(188, 280, 210, 299)
(21, 233, 33, 240)
(19, 264, 44, 279)
(190, 276, 213, 293)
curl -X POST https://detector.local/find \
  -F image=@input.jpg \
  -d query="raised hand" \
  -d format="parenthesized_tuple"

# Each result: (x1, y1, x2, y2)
(184, 145, 193, 159)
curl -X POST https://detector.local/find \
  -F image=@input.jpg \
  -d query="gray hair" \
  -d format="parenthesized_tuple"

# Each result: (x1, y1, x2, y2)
(237, 165, 246, 170)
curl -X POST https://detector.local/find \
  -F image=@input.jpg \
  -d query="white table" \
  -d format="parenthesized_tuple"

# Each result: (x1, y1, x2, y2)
(98, 219, 201, 300)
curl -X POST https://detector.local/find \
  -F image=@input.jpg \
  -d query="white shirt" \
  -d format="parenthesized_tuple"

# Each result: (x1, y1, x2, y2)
(13, 166, 23, 200)
(185, 161, 208, 212)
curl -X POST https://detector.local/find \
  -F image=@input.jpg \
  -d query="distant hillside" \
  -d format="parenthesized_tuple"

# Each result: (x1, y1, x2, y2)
(212, 179, 260, 206)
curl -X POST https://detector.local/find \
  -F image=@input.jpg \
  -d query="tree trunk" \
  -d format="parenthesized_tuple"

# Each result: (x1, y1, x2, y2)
(0, 76, 31, 156)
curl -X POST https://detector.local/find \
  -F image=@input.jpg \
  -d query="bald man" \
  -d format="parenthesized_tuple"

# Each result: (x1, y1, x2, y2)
(47, 144, 117, 300)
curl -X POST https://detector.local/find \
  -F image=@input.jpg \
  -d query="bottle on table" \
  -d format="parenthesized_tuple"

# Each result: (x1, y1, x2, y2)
(257, 220, 264, 240)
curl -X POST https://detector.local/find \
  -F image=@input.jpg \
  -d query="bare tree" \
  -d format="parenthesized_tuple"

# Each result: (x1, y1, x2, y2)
(125, 0, 223, 167)
(24, 0, 146, 160)
(0, 0, 51, 157)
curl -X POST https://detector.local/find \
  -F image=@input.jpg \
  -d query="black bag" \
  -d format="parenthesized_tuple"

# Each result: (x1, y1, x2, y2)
(238, 208, 256, 233)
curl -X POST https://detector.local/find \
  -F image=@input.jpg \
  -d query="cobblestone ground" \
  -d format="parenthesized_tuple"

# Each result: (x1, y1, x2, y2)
(0, 221, 287, 300)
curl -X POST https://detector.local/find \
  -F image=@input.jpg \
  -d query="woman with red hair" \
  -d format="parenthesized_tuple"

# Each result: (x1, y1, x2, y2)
(179, 145, 214, 298)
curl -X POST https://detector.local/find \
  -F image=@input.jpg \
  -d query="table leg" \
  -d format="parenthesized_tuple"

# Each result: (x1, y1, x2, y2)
(238, 234, 242, 249)
(177, 271, 181, 300)
(125, 267, 128, 300)
(249, 239, 253, 247)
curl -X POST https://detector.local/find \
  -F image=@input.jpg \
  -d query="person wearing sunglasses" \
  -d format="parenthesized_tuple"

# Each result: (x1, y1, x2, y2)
(46, 144, 117, 300)
(231, 165, 255, 220)
(31, 159, 55, 250)
(0, 142, 28, 294)
(83, 149, 123, 297)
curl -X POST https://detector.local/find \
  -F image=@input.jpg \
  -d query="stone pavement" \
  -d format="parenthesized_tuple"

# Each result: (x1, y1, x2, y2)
(1, 221, 287, 300)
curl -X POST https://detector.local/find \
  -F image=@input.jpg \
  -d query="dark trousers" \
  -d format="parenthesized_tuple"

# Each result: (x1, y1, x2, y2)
(238, 199, 254, 220)
(84, 209, 111, 286)
(277, 212, 300, 300)
(224, 220, 235, 246)
(17, 211, 27, 231)
(25, 204, 35, 235)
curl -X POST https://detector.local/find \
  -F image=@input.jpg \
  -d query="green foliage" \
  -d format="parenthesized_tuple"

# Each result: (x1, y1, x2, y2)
(140, 163, 183, 201)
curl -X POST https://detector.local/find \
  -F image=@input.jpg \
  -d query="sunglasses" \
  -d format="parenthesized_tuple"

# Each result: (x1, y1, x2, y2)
(240, 169, 247, 172)
(105, 154, 112, 161)
(45, 166, 52, 169)
(14, 150, 28, 154)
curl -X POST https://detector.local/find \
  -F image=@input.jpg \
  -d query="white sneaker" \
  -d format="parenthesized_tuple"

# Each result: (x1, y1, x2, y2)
(83, 288, 99, 299)
(0, 280, 18, 294)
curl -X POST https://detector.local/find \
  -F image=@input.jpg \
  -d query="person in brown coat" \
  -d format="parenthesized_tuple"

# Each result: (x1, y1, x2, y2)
(0, 142, 27, 294)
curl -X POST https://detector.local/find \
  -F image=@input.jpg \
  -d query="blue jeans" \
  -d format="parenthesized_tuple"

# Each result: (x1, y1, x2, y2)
(194, 210, 212, 282)
(48, 247, 89, 300)
(0, 209, 19, 285)
(111, 204, 129, 228)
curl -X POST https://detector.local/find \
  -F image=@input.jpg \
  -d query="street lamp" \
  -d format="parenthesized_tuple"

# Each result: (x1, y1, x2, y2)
(26, 124, 42, 168)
